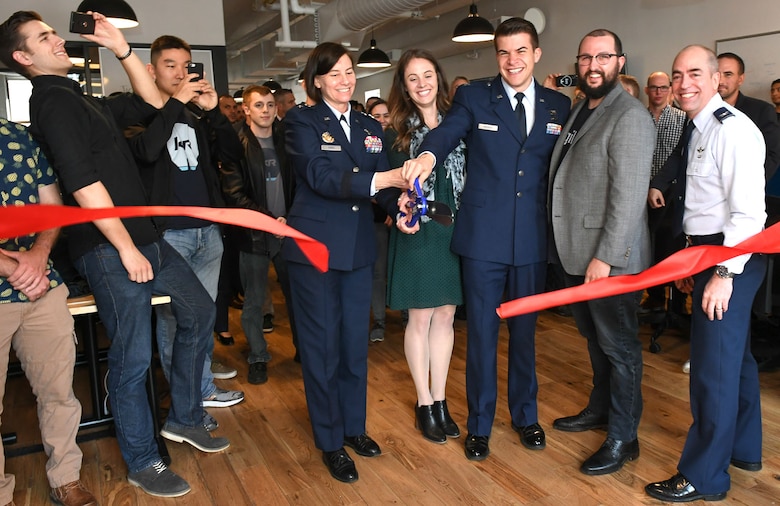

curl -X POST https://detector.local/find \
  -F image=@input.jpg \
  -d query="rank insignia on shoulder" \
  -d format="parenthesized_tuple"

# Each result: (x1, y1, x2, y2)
(713, 106, 734, 123)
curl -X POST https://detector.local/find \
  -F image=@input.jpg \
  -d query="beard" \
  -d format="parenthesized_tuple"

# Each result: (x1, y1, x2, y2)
(579, 67, 619, 99)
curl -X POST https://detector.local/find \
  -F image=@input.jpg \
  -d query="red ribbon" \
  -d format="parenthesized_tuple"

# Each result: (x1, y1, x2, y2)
(497, 223, 780, 318)
(0, 205, 329, 273)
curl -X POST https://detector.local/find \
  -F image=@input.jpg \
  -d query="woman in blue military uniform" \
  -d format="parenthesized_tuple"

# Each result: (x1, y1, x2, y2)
(282, 42, 406, 484)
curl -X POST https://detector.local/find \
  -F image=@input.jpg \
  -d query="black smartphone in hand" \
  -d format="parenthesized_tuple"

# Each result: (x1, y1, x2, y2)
(187, 62, 204, 82)
(555, 74, 579, 87)
(69, 12, 95, 34)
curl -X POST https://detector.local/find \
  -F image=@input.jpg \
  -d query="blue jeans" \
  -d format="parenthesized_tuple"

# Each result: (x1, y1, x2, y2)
(76, 240, 214, 473)
(156, 225, 223, 399)
(565, 273, 643, 441)
(239, 245, 295, 363)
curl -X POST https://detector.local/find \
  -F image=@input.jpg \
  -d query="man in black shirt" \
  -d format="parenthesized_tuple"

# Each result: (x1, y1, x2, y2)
(0, 10, 229, 498)
(124, 34, 244, 414)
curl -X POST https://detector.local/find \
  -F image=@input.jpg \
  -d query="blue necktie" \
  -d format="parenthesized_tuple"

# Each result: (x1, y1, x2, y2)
(340, 114, 350, 143)
(515, 92, 527, 144)
(671, 120, 695, 237)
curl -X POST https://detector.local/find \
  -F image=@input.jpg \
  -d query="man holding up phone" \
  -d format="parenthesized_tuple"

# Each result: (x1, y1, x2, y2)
(0, 11, 229, 498)
(123, 35, 245, 415)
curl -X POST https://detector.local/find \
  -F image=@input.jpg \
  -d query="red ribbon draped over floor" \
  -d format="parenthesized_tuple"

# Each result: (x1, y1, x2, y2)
(0, 205, 329, 273)
(497, 223, 780, 318)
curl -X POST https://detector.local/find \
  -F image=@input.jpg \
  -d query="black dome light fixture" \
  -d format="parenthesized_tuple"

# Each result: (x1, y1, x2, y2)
(77, 0, 139, 28)
(357, 30, 391, 69)
(452, 2, 494, 43)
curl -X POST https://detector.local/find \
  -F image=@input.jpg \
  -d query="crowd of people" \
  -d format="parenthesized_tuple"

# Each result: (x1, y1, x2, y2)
(0, 8, 778, 505)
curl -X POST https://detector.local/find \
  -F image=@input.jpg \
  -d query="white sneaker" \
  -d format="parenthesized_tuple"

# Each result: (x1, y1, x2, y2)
(202, 387, 244, 408)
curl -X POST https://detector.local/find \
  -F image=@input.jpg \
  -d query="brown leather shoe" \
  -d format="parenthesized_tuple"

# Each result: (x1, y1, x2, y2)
(50, 480, 97, 506)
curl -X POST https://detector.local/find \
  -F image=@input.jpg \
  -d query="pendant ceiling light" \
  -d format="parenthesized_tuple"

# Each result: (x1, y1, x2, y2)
(452, 2, 494, 43)
(357, 31, 391, 69)
(77, 0, 139, 29)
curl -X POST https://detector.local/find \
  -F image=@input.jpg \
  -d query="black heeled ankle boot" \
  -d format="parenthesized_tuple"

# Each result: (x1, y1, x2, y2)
(432, 400, 460, 438)
(415, 404, 446, 443)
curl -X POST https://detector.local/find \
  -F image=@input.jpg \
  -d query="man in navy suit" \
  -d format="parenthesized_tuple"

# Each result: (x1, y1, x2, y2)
(402, 17, 570, 461)
(716, 52, 780, 180)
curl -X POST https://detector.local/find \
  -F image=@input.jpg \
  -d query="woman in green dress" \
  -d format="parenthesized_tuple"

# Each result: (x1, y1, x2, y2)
(385, 49, 466, 444)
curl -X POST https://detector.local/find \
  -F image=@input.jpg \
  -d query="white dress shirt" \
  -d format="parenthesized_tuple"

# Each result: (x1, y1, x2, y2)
(683, 94, 767, 273)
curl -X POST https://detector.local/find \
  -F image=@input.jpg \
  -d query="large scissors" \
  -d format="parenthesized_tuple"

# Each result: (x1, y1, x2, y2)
(400, 178, 454, 227)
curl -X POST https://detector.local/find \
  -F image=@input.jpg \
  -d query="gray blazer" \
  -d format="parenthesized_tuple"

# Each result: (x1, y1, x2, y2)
(548, 84, 655, 276)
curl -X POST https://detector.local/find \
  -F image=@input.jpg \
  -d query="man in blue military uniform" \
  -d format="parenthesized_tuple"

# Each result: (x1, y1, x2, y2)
(646, 44, 767, 503)
(402, 17, 570, 461)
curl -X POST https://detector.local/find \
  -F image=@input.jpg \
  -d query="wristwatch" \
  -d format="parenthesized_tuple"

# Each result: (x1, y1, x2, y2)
(715, 265, 736, 279)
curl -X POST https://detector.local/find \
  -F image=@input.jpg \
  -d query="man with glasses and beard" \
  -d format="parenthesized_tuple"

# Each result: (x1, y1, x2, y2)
(547, 29, 655, 475)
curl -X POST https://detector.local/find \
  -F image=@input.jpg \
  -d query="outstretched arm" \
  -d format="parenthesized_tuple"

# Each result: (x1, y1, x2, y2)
(83, 11, 163, 108)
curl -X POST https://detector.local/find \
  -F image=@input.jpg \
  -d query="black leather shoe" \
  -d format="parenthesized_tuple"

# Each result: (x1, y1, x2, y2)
(580, 437, 639, 475)
(645, 473, 726, 502)
(553, 407, 608, 432)
(216, 333, 234, 346)
(511, 422, 546, 450)
(731, 458, 762, 471)
(464, 434, 490, 461)
(344, 433, 381, 457)
(322, 449, 358, 483)
(416, 404, 446, 443)
(432, 400, 460, 438)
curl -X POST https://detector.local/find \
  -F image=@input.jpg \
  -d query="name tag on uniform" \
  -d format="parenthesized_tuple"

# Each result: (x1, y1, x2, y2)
(478, 123, 498, 131)
(321, 145, 342, 152)
(546, 123, 562, 136)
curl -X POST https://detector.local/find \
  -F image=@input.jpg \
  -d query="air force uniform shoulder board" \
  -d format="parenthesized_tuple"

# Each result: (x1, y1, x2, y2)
(713, 106, 735, 123)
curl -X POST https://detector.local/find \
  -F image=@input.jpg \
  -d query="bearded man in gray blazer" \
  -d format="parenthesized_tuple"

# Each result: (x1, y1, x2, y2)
(547, 29, 655, 476)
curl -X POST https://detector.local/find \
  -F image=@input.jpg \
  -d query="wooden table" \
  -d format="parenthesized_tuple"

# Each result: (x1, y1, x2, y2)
(3, 294, 171, 463)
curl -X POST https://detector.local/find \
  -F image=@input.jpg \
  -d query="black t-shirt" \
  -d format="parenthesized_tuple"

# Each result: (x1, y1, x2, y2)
(556, 103, 596, 168)
(165, 108, 211, 230)
(29, 75, 158, 260)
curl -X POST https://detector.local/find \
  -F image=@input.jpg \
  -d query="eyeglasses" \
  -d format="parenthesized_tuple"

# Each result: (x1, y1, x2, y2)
(648, 85, 670, 93)
(576, 53, 620, 66)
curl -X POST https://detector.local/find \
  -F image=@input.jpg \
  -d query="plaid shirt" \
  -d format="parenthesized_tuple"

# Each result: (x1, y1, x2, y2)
(650, 105, 686, 177)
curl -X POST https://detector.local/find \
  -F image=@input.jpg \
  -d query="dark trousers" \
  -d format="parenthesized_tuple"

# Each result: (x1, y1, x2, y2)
(564, 273, 644, 441)
(678, 254, 766, 495)
(462, 258, 545, 436)
(647, 222, 688, 311)
(287, 262, 372, 452)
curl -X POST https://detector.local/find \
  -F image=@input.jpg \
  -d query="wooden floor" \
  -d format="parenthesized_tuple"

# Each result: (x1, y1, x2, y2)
(5, 292, 780, 505)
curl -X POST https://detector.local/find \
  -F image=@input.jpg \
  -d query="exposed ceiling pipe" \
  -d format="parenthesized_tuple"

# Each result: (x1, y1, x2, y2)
(276, 0, 318, 49)
(290, 0, 317, 15)
(332, 0, 433, 32)
(275, 0, 435, 51)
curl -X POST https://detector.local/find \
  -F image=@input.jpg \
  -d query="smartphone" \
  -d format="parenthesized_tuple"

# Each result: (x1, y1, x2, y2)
(555, 74, 579, 88)
(187, 62, 204, 82)
(69, 11, 95, 35)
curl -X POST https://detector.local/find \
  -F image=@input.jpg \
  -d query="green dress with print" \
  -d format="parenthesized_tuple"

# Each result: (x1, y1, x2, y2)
(385, 124, 465, 309)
